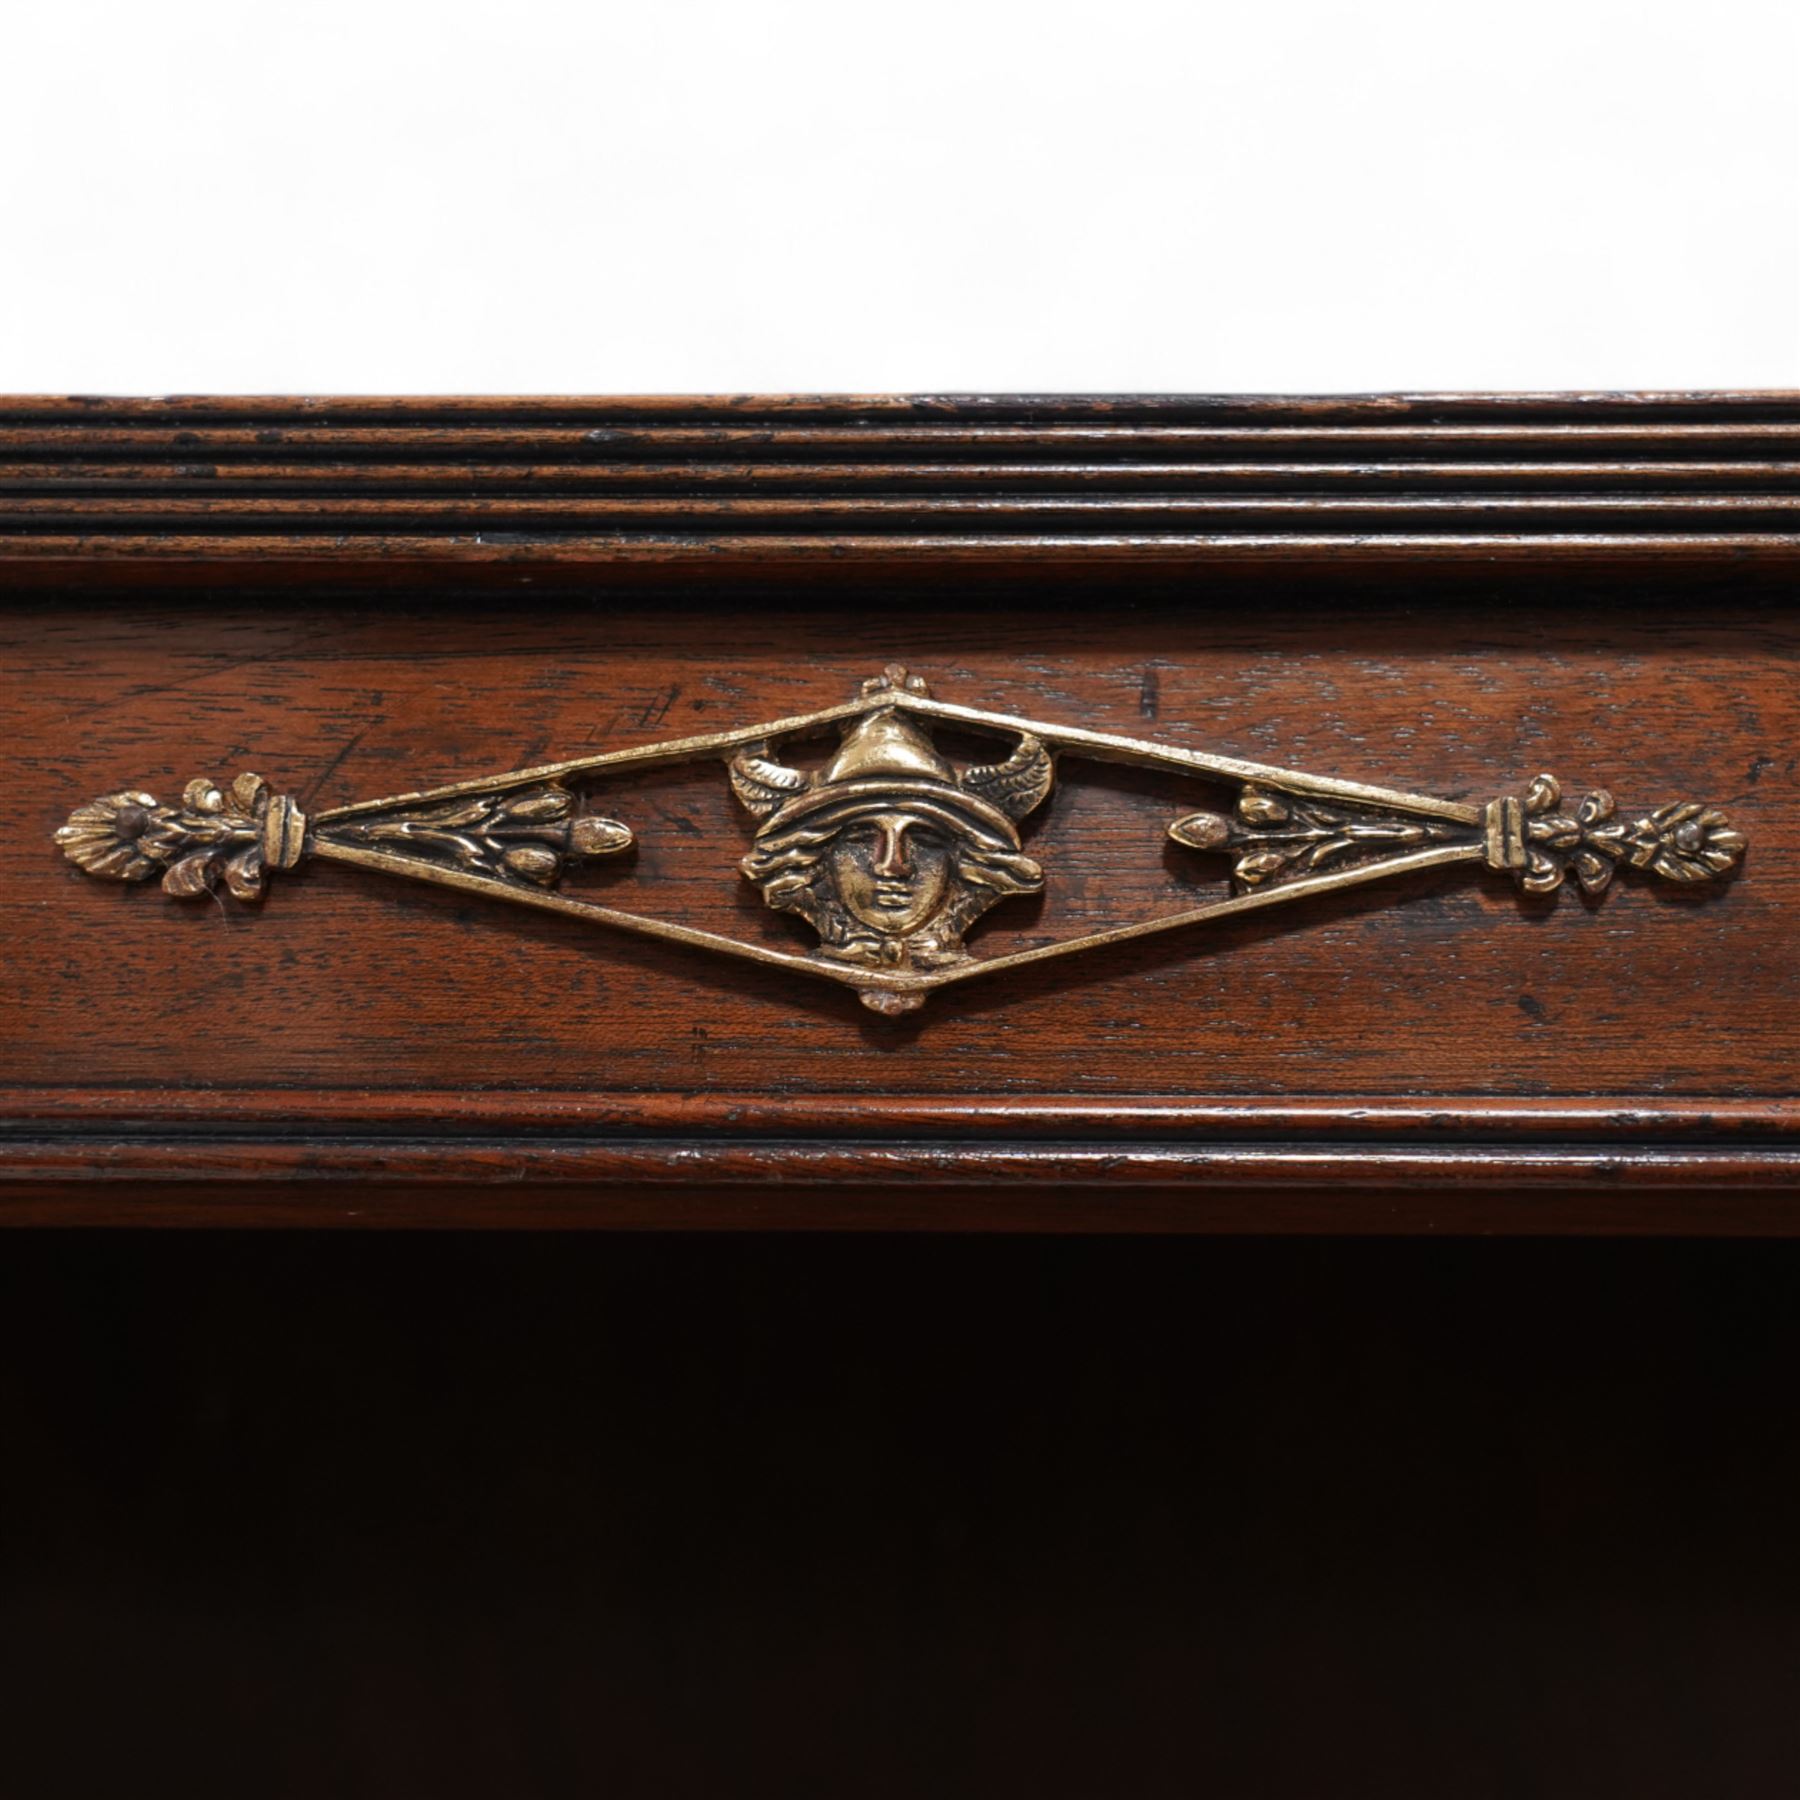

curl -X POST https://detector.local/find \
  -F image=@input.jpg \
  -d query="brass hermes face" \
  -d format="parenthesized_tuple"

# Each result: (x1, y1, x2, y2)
(831, 814, 951, 937)
(731, 667, 1053, 971)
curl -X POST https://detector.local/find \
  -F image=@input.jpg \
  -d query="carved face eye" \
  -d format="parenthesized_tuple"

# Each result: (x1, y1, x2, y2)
(901, 827, 947, 872)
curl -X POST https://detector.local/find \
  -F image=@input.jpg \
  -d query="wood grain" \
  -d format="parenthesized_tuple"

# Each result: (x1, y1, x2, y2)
(4, 394, 1795, 1223)
(3, 394, 1798, 568)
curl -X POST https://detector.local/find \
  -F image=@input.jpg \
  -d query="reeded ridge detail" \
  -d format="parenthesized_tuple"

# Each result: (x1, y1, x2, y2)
(5, 393, 1800, 566)
(53, 669, 1745, 1017)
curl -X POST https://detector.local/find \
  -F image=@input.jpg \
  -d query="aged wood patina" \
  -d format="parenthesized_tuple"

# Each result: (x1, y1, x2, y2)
(3, 393, 1797, 1225)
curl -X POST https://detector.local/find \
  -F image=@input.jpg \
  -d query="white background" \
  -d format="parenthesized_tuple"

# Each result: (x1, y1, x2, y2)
(3, 0, 1797, 393)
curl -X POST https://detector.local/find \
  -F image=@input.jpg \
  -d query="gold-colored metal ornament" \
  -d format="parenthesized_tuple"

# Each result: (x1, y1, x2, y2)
(730, 666, 1053, 999)
(53, 664, 1746, 1016)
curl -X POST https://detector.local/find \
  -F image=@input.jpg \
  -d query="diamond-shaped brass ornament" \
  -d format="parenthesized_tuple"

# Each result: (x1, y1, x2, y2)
(54, 664, 1746, 1016)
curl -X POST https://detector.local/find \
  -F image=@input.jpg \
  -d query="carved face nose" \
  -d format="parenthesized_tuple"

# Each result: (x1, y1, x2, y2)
(871, 821, 911, 878)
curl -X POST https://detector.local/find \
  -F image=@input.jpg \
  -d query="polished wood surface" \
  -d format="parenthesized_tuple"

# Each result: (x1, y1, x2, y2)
(7, 400, 1798, 1790)
(2, 393, 1798, 572)
(4, 395, 1796, 1223)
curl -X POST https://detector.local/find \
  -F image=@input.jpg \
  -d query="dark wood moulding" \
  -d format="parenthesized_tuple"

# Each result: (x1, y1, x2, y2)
(6, 392, 1796, 1227)
(2, 393, 1799, 571)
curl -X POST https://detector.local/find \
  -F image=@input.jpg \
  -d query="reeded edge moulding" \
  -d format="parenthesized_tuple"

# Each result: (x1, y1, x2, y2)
(55, 664, 1746, 1016)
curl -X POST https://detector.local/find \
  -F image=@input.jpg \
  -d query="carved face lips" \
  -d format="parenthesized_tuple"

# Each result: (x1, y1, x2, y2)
(829, 812, 952, 935)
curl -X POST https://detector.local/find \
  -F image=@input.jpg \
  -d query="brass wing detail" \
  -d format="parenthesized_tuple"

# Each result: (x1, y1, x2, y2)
(54, 664, 1746, 1017)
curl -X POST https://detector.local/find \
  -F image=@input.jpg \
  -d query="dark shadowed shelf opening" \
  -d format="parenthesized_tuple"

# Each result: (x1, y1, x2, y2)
(4, 1232, 1797, 1800)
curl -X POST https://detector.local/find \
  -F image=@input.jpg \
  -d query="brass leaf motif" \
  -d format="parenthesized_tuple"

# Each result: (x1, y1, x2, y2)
(1169, 784, 1454, 889)
(55, 772, 302, 903)
(1508, 774, 1747, 897)
(323, 784, 632, 887)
